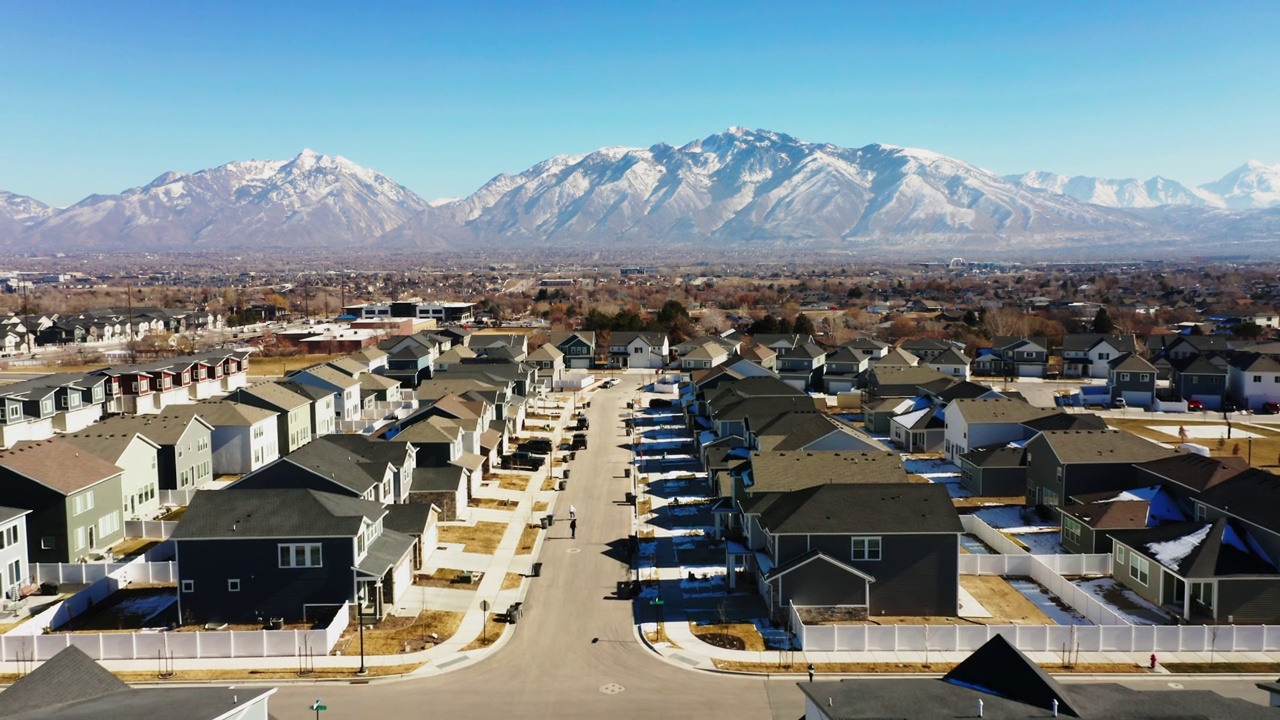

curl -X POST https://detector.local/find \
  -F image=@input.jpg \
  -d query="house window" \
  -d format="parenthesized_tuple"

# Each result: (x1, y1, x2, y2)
(1119, 373, 1130, 381)
(1254, 375, 1262, 383)
(1129, 555, 1150, 585)
(851, 536, 881, 561)
(74, 526, 88, 551)
(1139, 374, 1150, 382)
(279, 543, 323, 568)
(1042, 488, 1059, 506)
(1, 525, 15, 548)
(6, 559, 19, 585)
(73, 491, 95, 516)
(1062, 517, 1082, 544)
(41, 537, 55, 550)
(181, 580, 195, 593)
(1116, 545, 1126, 565)
(1195, 503, 1207, 521)
(98, 512, 120, 537)
(227, 579, 241, 592)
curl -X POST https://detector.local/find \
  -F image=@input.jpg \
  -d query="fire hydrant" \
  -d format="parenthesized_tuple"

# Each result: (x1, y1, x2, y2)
(1150, 653, 1158, 669)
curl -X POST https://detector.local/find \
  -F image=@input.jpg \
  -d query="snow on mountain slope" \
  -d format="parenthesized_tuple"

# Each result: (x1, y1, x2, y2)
(20, 150, 429, 250)
(385, 128, 1136, 249)
(1006, 171, 1224, 209)
(1200, 160, 1280, 209)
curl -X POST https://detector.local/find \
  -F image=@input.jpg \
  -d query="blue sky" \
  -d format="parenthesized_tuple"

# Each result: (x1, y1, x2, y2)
(2, 1, 1278, 206)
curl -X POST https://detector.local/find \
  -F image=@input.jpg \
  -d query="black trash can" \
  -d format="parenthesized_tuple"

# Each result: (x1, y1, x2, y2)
(558, 479, 567, 491)
(625, 468, 631, 479)
(506, 603, 520, 624)
(539, 516, 549, 529)
(563, 469, 571, 479)
(625, 491, 636, 505)
(547, 514, 555, 527)
(531, 562, 542, 578)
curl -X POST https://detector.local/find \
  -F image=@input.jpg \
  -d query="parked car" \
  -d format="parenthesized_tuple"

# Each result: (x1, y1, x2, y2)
(1187, 398, 1204, 411)
(502, 452, 546, 471)
(649, 398, 673, 409)
(1262, 402, 1280, 415)
(1111, 397, 1127, 409)
(517, 439, 554, 455)
(601, 378, 619, 388)
(571, 432, 588, 450)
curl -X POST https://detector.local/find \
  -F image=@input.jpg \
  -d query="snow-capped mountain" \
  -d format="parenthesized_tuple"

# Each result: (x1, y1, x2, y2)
(1201, 161, 1280, 210)
(15, 149, 428, 250)
(1007, 162, 1280, 211)
(0, 190, 53, 223)
(1006, 171, 1223, 209)
(384, 127, 1137, 249)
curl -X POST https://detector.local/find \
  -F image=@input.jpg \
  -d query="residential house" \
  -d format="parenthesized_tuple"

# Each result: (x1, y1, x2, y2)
(943, 397, 1050, 465)
(734, 483, 961, 617)
(1061, 333, 1137, 379)
(681, 342, 731, 372)
(0, 438, 125, 562)
(867, 346, 920, 370)
(349, 345, 390, 374)
(821, 346, 864, 393)
(173, 488, 415, 623)
(899, 337, 962, 362)
(1227, 353, 1280, 411)
(608, 331, 669, 369)
(863, 366, 947, 403)
(958, 445, 1028, 497)
(551, 331, 596, 369)
(288, 364, 363, 423)
(193, 401, 280, 475)
(1171, 356, 1230, 410)
(798, 634, 1270, 719)
(974, 336, 1050, 378)
(1133, 453, 1251, 519)
(64, 425, 162, 522)
(888, 406, 945, 452)
(1023, 429, 1175, 508)
(1108, 353, 1158, 408)
(0, 506, 31, 600)
(0, 645, 279, 720)
(775, 343, 826, 392)
(737, 343, 778, 373)
(924, 347, 971, 380)
(226, 382, 315, 456)
(272, 380, 336, 437)
(1055, 486, 1180, 555)
(111, 409, 214, 492)
(527, 343, 565, 387)
(231, 436, 402, 505)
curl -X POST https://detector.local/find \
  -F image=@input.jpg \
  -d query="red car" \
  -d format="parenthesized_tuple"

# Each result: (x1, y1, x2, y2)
(1187, 398, 1204, 411)
(1262, 402, 1280, 415)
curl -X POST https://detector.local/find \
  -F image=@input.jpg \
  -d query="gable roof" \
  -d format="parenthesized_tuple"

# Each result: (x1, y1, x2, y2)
(764, 548, 876, 584)
(1035, 429, 1174, 464)
(1136, 453, 1250, 493)
(744, 482, 960, 535)
(233, 381, 311, 411)
(960, 444, 1027, 469)
(927, 347, 970, 366)
(1122, 518, 1277, 578)
(0, 646, 127, 716)
(942, 633, 1076, 716)
(1062, 333, 1137, 353)
(63, 427, 159, 463)
(0, 438, 122, 495)
(746, 450, 907, 493)
(193, 400, 277, 427)
(1020, 412, 1108, 432)
(171, 488, 382, 539)
(1199, 468, 1280, 532)
(1108, 352, 1157, 373)
(950, 397, 1050, 425)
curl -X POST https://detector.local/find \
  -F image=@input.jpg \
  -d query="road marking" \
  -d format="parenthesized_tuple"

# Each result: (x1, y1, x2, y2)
(599, 683, 626, 694)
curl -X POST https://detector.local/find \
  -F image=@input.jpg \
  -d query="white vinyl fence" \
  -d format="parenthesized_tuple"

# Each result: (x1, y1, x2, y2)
(958, 552, 1111, 577)
(159, 489, 199, 507)
(125, 520, 179, 540)
(790, 603, 1280, 654)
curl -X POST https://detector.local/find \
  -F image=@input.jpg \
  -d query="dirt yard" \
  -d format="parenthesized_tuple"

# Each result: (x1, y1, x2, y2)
(516, 524, 541, 554)
(59, 586, 177, 632)
(1109, 418, 1280, 471)
(469, 497, 516, 510)
(491, 472, 534, 492)
(959, 576, 1055, 625)
(413, 568, 480, 588)
(690, 622, 766, 652)
(437, 521, 509, 555)
(335, 611, 462, 655)
(247, 354, 341, 377)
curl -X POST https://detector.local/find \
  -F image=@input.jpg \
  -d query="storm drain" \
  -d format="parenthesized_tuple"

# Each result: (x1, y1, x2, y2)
(599, 683, 626, 695)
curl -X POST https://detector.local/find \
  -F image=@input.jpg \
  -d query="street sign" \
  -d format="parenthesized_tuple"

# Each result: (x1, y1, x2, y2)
(313, 706, 327, 711)
(480, 600, 490, 612)
(650, 598, 665, 606)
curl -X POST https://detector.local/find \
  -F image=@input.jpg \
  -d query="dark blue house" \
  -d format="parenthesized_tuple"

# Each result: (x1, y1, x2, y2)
(172, 488, 414, 625)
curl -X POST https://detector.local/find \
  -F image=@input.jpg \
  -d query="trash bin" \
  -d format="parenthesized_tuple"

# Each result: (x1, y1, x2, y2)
(625, 491, 636, 505)
(531, 562, 542, 578)
(539, 516, 549, 529)
(506, 603, 521, 624)
(563, 468, 571, 479)
(625, 468, 631, 479)
(558, 479, 567, 491)
(547, 514, 555, 527)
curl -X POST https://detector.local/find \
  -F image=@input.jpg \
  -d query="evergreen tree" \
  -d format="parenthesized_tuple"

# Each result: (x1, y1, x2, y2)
(1091, 307, 1115, 334)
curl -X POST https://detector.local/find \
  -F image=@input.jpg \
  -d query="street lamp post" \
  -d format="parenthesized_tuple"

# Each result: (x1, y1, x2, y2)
(356, 588, 368, 676)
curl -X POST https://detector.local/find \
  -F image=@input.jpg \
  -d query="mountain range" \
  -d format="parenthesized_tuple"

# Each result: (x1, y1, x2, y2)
(3, 129, 1280, 255)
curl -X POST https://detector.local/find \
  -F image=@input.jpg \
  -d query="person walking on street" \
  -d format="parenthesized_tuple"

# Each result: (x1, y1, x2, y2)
(570, 517, 578, 539)
(569, 504, 577, 520)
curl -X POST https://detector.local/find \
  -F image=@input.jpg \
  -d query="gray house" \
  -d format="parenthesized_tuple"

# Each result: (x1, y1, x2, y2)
(958, 445, 1027, 497)
(0, 438, 125, 563)
(108, 408, 214, 492)
(1108, 353, 1158, 408)
(1171, 356, 1229, 410)
(551, 331, 596, 369)
(226, 382, 315, 456)
(1024, 429, 1174, 508)
(734, 483, 960, 618)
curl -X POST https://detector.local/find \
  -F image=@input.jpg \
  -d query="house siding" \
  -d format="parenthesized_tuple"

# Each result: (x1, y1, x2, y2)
(1217, 578, 1280, 624)
(776, 559, 868, 607)
(176, 536, 354, 624)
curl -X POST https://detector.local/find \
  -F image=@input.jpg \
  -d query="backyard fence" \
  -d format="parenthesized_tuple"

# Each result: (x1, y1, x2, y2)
(31, 560, 177, 587)
(159, 489, 199, 507)
(957, 552, 1111, 577)
(125, 520, 179, 540)
(789, 603, 1280, 654)
(960, 514, 1028, 555)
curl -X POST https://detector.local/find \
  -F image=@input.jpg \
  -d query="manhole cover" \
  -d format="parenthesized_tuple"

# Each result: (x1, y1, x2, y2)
(599, 683, 625, 695)
(567, 547, 581, 553)
(1167, 682, 1184, 689)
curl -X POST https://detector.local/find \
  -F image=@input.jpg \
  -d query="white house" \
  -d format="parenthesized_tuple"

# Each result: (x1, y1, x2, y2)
(1061, 334, 1137, 379)
(195, 401, 281, 474)
(1227, 354, 1280, 410)
(288, 365, 363, 422)
(925, 347, 971, 380)
(943, 397, 1050, 466)
(64, 426, 163, 522)
(609, 331, 669, 370)
(0, 506, 30, 602)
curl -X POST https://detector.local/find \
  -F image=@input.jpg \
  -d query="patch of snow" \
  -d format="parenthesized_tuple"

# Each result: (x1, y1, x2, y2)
(1006, 579, 1091, 626)
(1011, 530, 1063, 555)
(1146, 524, 1211, 570)
(1074, 578, 1171, 626)
(975, 506, 1056, 532)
